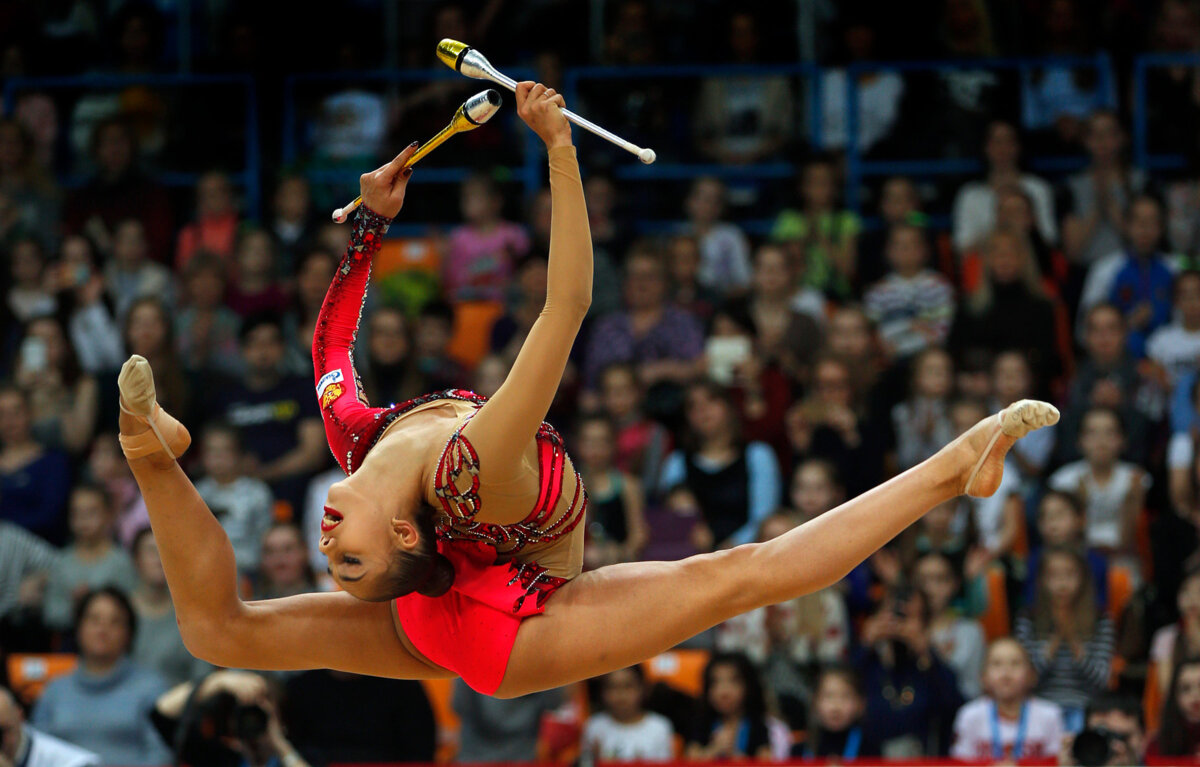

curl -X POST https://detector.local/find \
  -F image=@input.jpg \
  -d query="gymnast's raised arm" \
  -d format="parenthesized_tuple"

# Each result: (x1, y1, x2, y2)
(460, 82, 592, 484)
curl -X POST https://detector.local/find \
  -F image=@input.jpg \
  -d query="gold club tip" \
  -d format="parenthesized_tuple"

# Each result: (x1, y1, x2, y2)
(436, 39, 469, 71)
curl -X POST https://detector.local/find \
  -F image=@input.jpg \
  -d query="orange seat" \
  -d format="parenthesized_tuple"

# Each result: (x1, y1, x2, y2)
(980, 564, 1011, 641)
(373, 237, 443, 313)
(420, 677, 461, 764)
(1108, 565, 1134, 624)
(1146, 659, 1164, 735)
(6, 654, 78, 705)
(642, 649, 711, 697)
(446, 300, 505, 371)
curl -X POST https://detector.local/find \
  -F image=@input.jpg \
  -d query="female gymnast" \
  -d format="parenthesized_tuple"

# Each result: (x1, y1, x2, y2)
(116, 82, 1058, 699)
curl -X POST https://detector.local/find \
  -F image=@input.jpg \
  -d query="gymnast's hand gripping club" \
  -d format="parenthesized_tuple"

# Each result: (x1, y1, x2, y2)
(437, 39, 657, 165)
(331, 88, 503, 223)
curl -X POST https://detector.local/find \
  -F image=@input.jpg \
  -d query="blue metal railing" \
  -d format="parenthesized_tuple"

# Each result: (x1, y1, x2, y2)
(844, 53, 1115, 212)
(1132, 52, 1198, 173)
(2, 73, 261, 219)
(282, 68, 542, 204)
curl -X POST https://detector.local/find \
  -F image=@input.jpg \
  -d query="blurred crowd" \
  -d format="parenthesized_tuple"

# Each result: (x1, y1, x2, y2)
(10, 0, 1200, 766)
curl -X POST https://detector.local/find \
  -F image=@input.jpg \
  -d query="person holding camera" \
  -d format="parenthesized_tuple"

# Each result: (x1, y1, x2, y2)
(1059, 694, 1145, 767)
(151, 670, 310, 767)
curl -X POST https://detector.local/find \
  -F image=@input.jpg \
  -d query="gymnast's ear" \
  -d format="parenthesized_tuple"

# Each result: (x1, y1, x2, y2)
(390, 517, 420, 549)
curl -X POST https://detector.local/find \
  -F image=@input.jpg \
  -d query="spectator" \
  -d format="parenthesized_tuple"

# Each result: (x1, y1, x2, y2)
(1148, 657, 1200, 757)
(992, 351, 1056, 481)
(121, 297, 190, 421)
(208, 312, 327, 509)
(815, 15, 904, 157)
(824, 305, 886, 412)
(175, 171, 239, 271)
(270, 174, 317, 272)
(864, 224, 955, 361)
(892, 347, 956, 472)
(950, 638, 1064, 760)
(582, 667, 674, 762)
(995, 183, 1069, 287)
(1062, 110, 1145, 266)
(666, 234, 720, 323)
(856, 587, 964, 756)
(86, 433, 150, 548)
(858, 176, 926, 289)
(411, 300, 468, 392)
(252, 522, 316, 600)
(0, 118, 60, 251)
(360, 306, 423, 406)
(1015, 547, 1116, 729)
(32, 587, 170, 766)
(491, 255, 548, 365)
(683, 177, 752, 297)
(103, 219, 173, 320)
(914, 551, 986, 699)
(15, 314, 99, 453)
(225, 229, 289, 319)
(194, 423, 274, 574)
(1025, 490, 1109, 610)
(285, 249, 337, 376)
(575, 414, 648, 569)
(54, 234, 124, 375)
(6, 237, 55, 323)
(284, 671, 437, 764)
(128, 528, 203, 687)
(951, 229, 1060, 384)
(0, 520, 58, 624)
(0, 385, 71, 544)
(598, 363, 671, 491)
(659, 381, 782, 549)
(472, 354, 508, 399)
(42, 484, 138, 634)
(1056, 304, 1152, 465)
(175, 253, 242, 376)
(443, 172, 530, 304)
(1148, 270, 1200, 388)
(686, 652, 783, 761)
(583, 246, 704, 394)
(794, 666, 877, 759)
(1049, 407, 1149, 553)
(0, 684, 100, 767)
(789, 458, 843, 522)
(583, 174, 629, 317)
(62, 117, 172, 263)
(1149, 563, 1200, 701)
(952, 120, 1058, 254)
(694, 11, 793, 165)
(771, 157, 859, 300)
(452, 679, 563, 763)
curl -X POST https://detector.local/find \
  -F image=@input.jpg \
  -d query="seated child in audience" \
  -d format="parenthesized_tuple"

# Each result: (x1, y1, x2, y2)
(575, 414, 649, 569)
(225, 229, 288, 318)
(1148, 657, 1200, 758)
(793, 666, 879, 760)
(789, 458, 843, 523)
(599, 363, 671, 490)
(950, 638, 1064, 760)
(1150, 564, 1200, 707)
(444, 171, 530, 304)
(686, 652, 788, 761)
(892, 347, 956, 471)
(42, 483, 138, 633)
(1014, 546, 1115, 730)
(193, 423, 274, 574)
(863, 223, 955, 361)
(582, 666, 675, 762)
(914, 551, 986, 698)
(86, 432, 150, 547)
(1024, 490, 1109, 609)
(1048, 406, 1149, 554)
(903, 500, 988, 616)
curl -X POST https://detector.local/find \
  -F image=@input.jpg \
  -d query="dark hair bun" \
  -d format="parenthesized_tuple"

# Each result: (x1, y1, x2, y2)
(416, 552, 456, 597)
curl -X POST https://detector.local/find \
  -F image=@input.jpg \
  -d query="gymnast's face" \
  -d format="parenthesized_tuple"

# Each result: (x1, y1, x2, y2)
(319, 479, 420, 600)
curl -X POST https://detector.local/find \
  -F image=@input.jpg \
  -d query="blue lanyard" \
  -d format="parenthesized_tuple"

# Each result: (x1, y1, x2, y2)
(804, 727, 861, 760)
(991, 701, 1029, 760)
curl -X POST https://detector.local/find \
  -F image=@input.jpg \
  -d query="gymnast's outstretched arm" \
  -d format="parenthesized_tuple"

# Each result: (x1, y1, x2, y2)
(460, 82, 592, 491)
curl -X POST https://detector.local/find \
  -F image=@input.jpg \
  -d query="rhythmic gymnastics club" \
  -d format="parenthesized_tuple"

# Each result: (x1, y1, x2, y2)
(436, 39, 657, 165)
(331, 88, 503, 223)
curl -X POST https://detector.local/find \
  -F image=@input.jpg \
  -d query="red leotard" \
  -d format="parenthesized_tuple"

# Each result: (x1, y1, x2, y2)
(312, 204, 584, 693)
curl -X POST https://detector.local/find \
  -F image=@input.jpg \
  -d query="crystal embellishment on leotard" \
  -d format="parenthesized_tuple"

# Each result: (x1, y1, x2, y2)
(507, 561, 568, 612)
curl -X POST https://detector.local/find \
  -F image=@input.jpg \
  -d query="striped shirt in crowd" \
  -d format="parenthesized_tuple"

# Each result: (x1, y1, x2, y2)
(1013, 614, 1116, 713)
(863, 269, 955, 358)
(0, 521, 59, 617)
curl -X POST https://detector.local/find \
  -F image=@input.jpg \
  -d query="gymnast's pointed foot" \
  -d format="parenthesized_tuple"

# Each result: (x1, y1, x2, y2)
(954, 399, 1059, 498)
(118, 354, 191, 462)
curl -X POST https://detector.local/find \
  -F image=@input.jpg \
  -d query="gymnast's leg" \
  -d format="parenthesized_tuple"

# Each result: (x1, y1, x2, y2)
(497, 400, 1056, 698)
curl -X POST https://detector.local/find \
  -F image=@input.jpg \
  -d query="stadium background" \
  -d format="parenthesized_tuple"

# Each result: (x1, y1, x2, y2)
(3, 0, 1200, 764)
